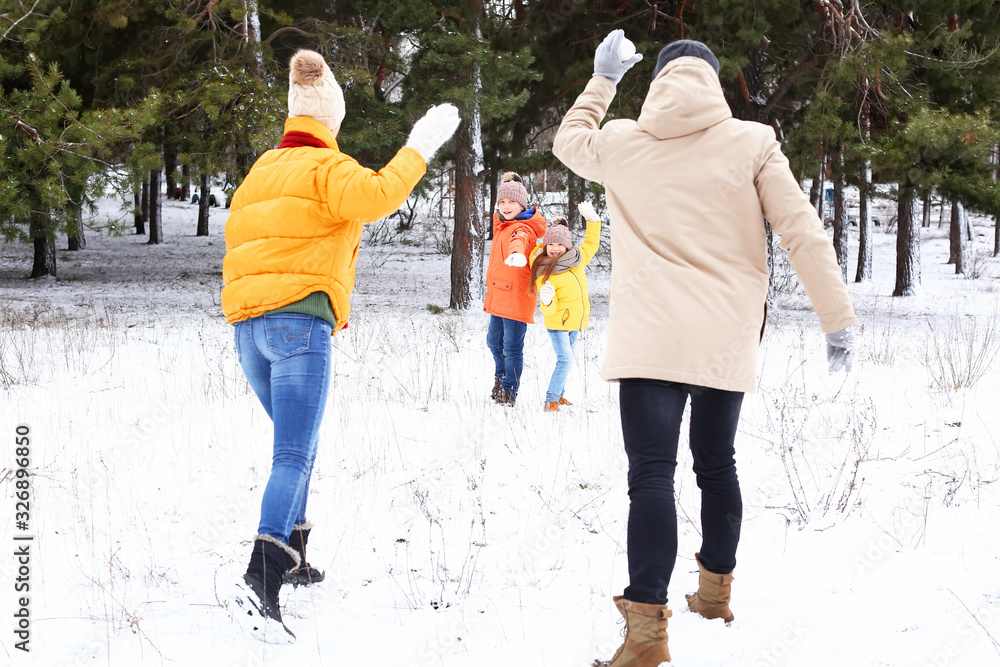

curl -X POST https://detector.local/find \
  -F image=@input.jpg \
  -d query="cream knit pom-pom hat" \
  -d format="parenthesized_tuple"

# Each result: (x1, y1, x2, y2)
(287, 50, 345, 136)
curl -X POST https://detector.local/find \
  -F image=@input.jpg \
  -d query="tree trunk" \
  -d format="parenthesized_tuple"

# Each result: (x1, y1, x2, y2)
(994, 214, 999, 257)
(855, 161, 872, 282)
(66, 180, 86, 250)
(921, 192, 931, 228)
(831, 162, 848, 283)
(766, 221, 775, 301)
(29, 213, 56, 278)
(566, 172, 585, 230)
(731, 44, 768, 123)
(197, 173, 210, 236)
(140, 178, 149, 226)
(995, 144, 1000, 256)
(181, 164, 191, 201)
(949, 200, 965, 273)
(67, 202, 86, 250)
(134, 186, 145, 235)
(813, 156, 826, 221)
(165, 145, 177, 199)
(893, 186, 919, 296)
(487, 169, 497, 241)
(148, 169, 163, 244)
(450, 114, 486, 310)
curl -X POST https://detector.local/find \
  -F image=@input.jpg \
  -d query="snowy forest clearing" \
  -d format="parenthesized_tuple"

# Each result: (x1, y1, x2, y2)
(2, 195, 1000, 666)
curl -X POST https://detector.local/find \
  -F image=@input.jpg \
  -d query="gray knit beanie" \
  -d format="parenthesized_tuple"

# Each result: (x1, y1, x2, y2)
(544, 217, 572, 248)
(652, 39, 719, 79)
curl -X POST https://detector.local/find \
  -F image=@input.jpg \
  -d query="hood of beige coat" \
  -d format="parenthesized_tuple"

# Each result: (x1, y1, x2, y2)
(637, 56, 733, 140)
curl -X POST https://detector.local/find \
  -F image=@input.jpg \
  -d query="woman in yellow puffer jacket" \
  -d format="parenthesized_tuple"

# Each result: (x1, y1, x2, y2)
(529, 203, 603, 411)
(222, 49, 459, 643)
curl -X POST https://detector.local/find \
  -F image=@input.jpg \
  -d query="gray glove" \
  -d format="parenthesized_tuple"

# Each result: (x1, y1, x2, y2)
(594, 30, 643, 85)
(825, 327, 855, 374)
(405, 103, 461, 162)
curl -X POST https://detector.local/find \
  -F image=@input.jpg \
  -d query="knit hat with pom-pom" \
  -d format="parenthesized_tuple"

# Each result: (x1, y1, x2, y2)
(544, 216, 572, 248)
(288, 49, 346, 135)
(496, 172, 528, 211)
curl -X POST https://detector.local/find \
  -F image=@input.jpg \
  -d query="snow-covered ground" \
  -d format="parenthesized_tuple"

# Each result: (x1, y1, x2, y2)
(1, 189, 999, 666)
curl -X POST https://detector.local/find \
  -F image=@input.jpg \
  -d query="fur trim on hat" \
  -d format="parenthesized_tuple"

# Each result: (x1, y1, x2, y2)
(256, 533, 302, 569)
(497, 171, 528, 211)
(290, 51, 328, 85)
(288, 49, 346, 136)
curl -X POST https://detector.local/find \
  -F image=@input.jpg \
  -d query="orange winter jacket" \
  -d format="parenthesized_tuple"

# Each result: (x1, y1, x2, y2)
(222, 116, 426, 331)
(483, 208, 547, 324)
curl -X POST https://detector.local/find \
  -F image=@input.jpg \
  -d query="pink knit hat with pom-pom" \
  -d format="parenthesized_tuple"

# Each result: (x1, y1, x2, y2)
(544, 217, 572, 247)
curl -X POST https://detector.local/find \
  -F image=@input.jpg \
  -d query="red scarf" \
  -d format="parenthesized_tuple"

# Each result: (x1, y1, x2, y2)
(276, 131, 330, 149)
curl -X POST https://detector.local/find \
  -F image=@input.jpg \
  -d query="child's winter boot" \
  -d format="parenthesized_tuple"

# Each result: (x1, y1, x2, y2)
(495, 387, 516, 406)
(491, 376, 503, 400)
(544, 401, 560, 412)
(284, 522, 325, 587)
(594, 595, 672, 666)
(233, 535, 299, 643)
(685, 552, 735, 623)
(558, 397, 573, 406)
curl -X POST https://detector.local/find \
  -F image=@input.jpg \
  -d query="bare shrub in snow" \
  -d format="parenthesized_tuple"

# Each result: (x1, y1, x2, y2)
(923, 310, 1000, 392)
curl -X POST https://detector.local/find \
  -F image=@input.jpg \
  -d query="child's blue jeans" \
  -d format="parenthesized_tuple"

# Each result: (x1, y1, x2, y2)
(234, 313, 332, 543)
(545, 329, 579, 402)
(486, 315, 527, 396)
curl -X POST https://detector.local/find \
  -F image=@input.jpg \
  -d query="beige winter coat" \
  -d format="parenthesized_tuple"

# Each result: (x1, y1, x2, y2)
(552, 57, 858, 392)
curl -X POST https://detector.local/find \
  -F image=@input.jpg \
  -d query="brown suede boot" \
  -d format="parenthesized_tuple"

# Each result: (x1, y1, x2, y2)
(593, 596, 672, 667)
(685, 552, 735, 623)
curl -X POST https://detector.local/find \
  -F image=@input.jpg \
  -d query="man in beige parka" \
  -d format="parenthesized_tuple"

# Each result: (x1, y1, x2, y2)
(552, 32, 858, 667)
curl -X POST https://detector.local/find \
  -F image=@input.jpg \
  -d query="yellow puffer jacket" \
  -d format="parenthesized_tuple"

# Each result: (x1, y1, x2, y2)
(529, 218, 602, 331)
(222, 116, 426, 331)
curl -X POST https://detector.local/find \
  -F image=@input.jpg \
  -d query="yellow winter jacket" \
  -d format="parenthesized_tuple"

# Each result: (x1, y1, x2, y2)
(529, 218, 601, 331)
(222, 116, 426, 331)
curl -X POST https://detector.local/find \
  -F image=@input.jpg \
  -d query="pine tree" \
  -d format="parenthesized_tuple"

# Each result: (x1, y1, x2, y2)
(1, 15, 154, 277)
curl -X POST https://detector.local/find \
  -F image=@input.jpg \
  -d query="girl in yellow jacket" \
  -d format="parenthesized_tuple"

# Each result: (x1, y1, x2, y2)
(529, 203, 602, 411)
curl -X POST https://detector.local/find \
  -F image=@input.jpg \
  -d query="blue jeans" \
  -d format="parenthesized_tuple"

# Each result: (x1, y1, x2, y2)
(545, 329, 579, 402)
(619, 379, 744, 605)
(486, 315, 527, 396)
(234, 313, 332, 543)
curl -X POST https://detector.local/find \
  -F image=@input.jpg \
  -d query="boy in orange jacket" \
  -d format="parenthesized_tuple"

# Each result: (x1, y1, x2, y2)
(483, 172, 546, 405)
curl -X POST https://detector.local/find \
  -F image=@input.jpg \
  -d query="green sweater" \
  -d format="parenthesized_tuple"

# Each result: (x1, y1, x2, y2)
(269, 292, 338, 330)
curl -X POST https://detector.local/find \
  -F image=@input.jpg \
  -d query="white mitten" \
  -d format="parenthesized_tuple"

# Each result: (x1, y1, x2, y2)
(539, 281, 555, 306)
(504, 252, 527, 268)
(578, 201, 600, 222)
(405, 103, 461, 162)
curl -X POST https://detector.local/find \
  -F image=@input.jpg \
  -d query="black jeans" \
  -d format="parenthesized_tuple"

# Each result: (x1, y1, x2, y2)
(619, 378, 744, 605)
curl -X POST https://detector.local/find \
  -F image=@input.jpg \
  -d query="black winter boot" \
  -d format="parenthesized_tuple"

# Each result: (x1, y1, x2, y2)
(233, 535, 299, 643)
(284, 522, 326, 587)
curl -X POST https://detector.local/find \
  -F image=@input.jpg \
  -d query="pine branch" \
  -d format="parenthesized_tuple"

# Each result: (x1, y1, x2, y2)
(1, 0, 44, 42)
